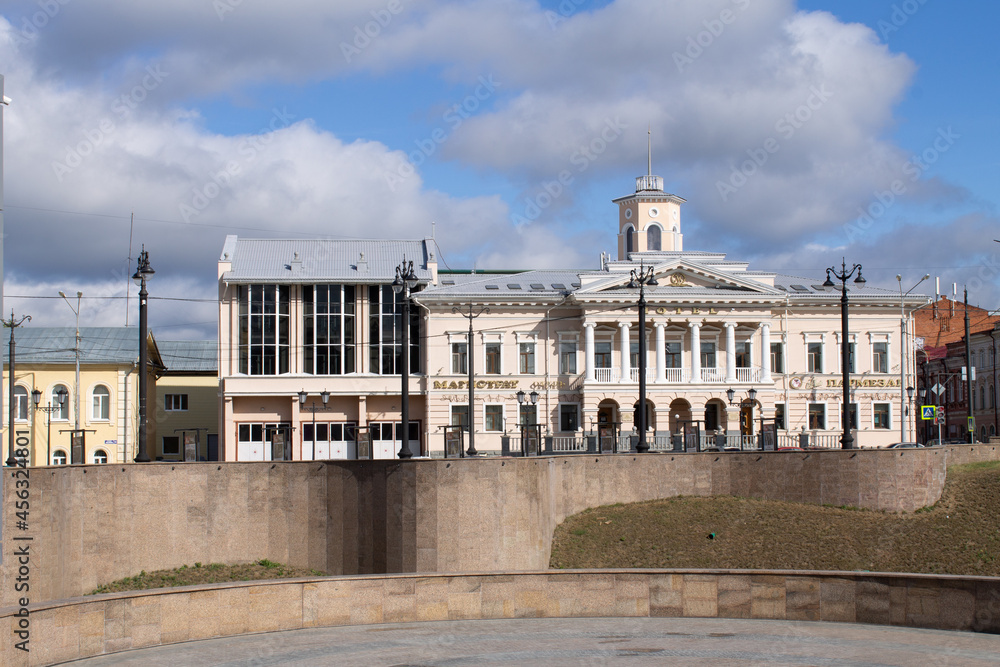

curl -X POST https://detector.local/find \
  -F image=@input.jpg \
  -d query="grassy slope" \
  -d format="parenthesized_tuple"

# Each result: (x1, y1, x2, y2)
(550, 461, 1000, 575)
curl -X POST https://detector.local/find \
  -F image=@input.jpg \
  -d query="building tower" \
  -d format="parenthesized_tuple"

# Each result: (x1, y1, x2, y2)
(612, 129, 686, 259)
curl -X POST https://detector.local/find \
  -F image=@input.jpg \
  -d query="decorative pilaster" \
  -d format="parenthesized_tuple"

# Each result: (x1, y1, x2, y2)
(655, 322, 666, 383)
(760, 322, 772, 383)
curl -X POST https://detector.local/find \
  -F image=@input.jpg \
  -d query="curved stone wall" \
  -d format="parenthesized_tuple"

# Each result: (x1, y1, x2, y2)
(2, 569, 999, 666)
(2, 446, 995, 609)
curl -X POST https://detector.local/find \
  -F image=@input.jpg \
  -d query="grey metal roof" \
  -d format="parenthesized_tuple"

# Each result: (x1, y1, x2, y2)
(772, 274, 929, 300)
(220, 237, 435, 284)
(3, 328, 145, 365)
(420, 270, 582, 298)
(158, 340, 217, 373)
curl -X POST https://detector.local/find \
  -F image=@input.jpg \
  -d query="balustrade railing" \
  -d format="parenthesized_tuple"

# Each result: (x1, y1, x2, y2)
(700, 367, 726, 383)
(735, 366, 761, 383)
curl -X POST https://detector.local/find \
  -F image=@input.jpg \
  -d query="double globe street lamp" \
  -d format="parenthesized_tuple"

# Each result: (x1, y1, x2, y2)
(392, 259, 419, 460)
(627, 263, 658, 452)
(32, 387, 67, 466)
(824, 259, 865, 449)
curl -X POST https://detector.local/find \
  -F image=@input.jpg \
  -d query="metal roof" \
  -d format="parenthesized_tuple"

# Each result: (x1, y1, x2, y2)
(419, 270, 581, 298)
(3, 327, 148, 365)
(220, 237, 435, 284)
(158, 340, 217, 373)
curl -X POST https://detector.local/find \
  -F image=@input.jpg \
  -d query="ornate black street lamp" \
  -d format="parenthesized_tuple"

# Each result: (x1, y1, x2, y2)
(392, 259, 419, 459)
(627, 263, 657, 452)
(298, 390, 330, 460)
(133, 247, 154, 462)
(824, 259, 865, 449)
(453, 304, 489, 456)
(33, 387, 67, 466)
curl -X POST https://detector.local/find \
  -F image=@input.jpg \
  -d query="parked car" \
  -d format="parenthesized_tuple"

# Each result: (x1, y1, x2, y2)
(777, 446, 805, 451)
(886, 442, 923, 449)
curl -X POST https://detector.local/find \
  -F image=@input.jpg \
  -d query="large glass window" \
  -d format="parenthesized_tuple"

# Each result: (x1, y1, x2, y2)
(874, 403, 890, 429)
(238, 284, 290, 375)
(484, 405, 504, 432)
(664, 342, 682, 368)
(770, 342, 784, 374)
(14, 386, 28, 422)
(807, 342, 823, 373)
(700, 341, 716, 368)
(595, 342, 612, 369)
(774, 403, 786, 430)
(92, 385, 110, 421)
(450, 405, 469, 431)
(52, 385, 70, 421)
(519, 342, 535, 374)
(559, 404, 579, 432)
(559, 341, 577, 374)
(519, 404, 537, 425)
(647, 224, 661, 251)
(304, 285, 356, 375)
(451, 342, 468, 374)
(735, 341, 751, 368)
(808, 403, 825, 429)
(485, 342, 501, 375)
(873, 342, 888, 374)
(368, 285, 419, 375)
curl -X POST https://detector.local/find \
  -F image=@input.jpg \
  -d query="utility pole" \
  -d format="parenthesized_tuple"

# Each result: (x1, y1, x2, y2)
(4, 311, 31, 466)
(965, 287, 974, 443)
(59, 291, 83, 434)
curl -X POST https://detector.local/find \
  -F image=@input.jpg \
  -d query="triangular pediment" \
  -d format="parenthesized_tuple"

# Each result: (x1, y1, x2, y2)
(577, 258, 782, 298)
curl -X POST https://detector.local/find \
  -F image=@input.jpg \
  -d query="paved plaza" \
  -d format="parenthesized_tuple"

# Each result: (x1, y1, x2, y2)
(65, 617, 1000, 666)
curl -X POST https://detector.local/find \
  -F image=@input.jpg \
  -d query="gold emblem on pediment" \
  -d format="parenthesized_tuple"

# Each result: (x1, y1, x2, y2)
(669, 272, 687, 287)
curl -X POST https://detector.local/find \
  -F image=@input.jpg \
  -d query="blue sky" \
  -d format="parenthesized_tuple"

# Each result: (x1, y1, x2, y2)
(1, 0, 998, 338)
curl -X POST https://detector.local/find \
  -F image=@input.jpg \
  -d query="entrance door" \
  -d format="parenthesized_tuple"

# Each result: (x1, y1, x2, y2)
(370, 422, 396, 459)
(705, 403, 719, 432)
(740, 405, 754, 436)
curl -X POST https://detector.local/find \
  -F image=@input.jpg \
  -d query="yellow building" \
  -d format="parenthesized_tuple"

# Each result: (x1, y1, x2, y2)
(3, 327, 161, 465)
(154, 340, 219, 461)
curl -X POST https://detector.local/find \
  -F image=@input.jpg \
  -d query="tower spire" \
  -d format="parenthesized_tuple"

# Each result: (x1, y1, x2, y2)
(647, 124, 652, 176)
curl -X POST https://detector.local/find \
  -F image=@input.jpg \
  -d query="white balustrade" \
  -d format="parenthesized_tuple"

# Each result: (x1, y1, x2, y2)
(700, 367, 726, 383)
(734, 366, 761, 383)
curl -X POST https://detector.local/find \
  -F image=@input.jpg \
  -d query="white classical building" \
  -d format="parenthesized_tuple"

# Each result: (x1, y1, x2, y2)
(217, 169, 930, 460)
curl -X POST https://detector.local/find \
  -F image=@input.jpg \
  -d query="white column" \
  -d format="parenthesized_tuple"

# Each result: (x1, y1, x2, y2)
(724, 322, 737, 383)
(689, 322, 701, 383)
(760, 322, 772, 383)
(584, 322, 596, 382)
(619, 322, 631, 383)
(655, 322, 666, 383)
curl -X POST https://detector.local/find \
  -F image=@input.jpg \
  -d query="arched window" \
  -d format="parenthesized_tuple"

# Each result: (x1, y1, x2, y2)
(980, 386, 986, 411)
(14, 386, 28, 421)
(92, 385, 111, 421)
(52, 385, 70, 421)
(625, 227, 634, 254)
(93, 449, 108, 464)
(647, 225, 662, 251)
(52, 450, 67, 465)
(991, 385, 996, 409)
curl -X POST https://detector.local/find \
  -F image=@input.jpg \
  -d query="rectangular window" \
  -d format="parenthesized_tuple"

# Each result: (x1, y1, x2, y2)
(842, 342, 856, 373)
(451, 342, 468, 374)
(594, 341, 612, 369)
(874, 403, 890, 429)
(630, 340, 640, 371)
(304, 285, 356, 375)
(14, 388, 28, 422)
(848, 403, 858, 430)
(92, 387, 110, 421)
(664, 342, 681, 368)
(774, 403, 786, 430)
(484, 405, 504, 432)
(735, 341, 751, 368)
(807, 342, 823, 373)
(873, 342, 888, 374)
(450, 405, 469, 431)
(485, 342, 501, 375)
(519, 342, 535, 374)
(559, 404, 579, 432)
(519, 404, 537, 426)
(770, 342, 784, 374)
(162, 436, 180, 456)
(368, 285, 419, 375)
(238, 284, 290, 375)
(164, 394, 188, 411)
(559, 341, 577, 374)
(700, 341, 716, 368)
(808, 403, 826, 430)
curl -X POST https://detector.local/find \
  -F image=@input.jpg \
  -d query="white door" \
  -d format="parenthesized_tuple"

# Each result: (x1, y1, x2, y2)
(370, 422, 398, 459)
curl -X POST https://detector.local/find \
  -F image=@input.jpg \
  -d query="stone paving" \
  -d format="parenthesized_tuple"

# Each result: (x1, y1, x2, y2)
(65, 617, 1000, 666)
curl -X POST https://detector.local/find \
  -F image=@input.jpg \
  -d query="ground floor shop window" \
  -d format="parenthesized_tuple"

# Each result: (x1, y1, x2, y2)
(873, 403, 890, 429)
(485, 405, 504, 431)
(808, 403, 826, 430)
(560, 404, 579, 432)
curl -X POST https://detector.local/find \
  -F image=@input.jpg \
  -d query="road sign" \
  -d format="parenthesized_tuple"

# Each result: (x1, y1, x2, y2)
(931, 383, 945, 396)
(968, 416, 975, 433)
(921, 405, 936, 420)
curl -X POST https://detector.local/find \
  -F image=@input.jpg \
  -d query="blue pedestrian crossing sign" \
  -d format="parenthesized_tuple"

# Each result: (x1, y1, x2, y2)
(921, 405, 936, 420)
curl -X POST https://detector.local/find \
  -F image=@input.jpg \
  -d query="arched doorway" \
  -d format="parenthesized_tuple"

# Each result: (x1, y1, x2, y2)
(632, 398, 655, 434)
(597, 400, 620, 452)
(704, 399, 726, 432)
